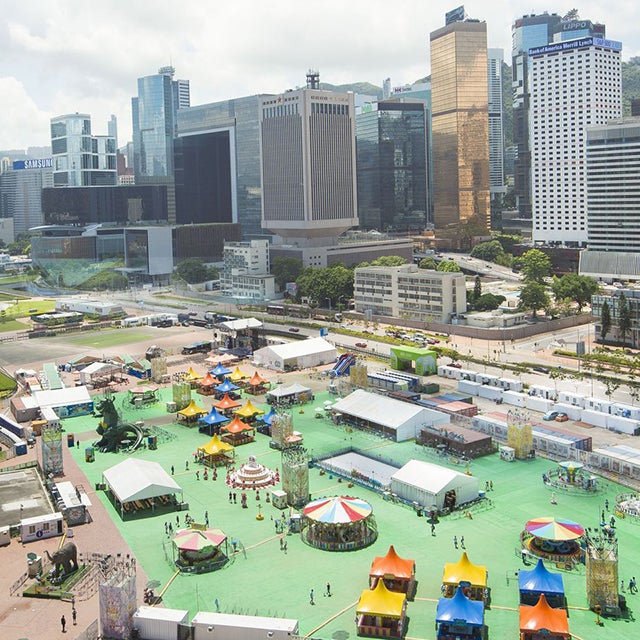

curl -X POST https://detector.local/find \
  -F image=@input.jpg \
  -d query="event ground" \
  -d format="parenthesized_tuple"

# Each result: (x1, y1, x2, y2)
(18, 381, 640, 640)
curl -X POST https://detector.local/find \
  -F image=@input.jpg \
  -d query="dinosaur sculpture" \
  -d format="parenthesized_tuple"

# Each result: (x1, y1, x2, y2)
(44, 541, 78, 581)
(93, 396, 145, 453)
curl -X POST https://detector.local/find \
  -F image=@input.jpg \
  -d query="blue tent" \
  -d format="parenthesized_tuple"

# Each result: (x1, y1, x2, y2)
(436, 587, 484, 627)
(214, 379, 239, 394)
(210, 364, 232, 378)
(257, 407, 277, 426)
(198, 407, 230, 435)
(519, 559, 564, 606)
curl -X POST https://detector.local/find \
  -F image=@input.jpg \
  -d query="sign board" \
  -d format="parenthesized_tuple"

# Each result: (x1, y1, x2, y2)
(12, 158, 53, 170)
(445, 6, 465, 25)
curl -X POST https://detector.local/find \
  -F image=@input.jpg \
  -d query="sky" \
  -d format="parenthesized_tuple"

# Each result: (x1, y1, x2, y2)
(2, 0, 640, 152)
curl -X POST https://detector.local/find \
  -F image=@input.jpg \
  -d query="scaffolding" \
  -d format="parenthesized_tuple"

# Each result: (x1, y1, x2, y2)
(41, 423, 64, 476)
(585, 532, 620, 617)
(99, 571, 137, 640)
(349, 362, 368, 389)
(507, 409, 533, 460)
(281, 446, 310, 508)
(172, 381, 191, 410)
(270, 412, 293, 449)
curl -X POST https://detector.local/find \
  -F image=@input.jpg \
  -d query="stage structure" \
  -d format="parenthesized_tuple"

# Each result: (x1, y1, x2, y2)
(172, 381, 191, 411)
(281, 446, 309, 508)
(507, 409, 533, 459)
(585, 531, 620, 617)
(41, 423, 64, 476)
(99, 567, 137, 639)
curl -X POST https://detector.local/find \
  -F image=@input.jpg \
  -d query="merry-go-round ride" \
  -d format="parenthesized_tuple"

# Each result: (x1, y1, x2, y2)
(541, 460, 600, 495)
(520, 517, 585, 567)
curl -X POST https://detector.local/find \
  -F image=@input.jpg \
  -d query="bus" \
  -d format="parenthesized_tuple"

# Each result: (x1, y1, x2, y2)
(181, 340, 213, 355)
(266, 305, 286, 315)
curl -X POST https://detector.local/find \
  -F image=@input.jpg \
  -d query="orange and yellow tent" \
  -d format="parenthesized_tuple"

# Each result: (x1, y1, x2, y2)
(370, 545, 415, 581)
(213, 394, 242, 411)
(519, 594, 569, 636)
(442, 552, 487, 588)
(234, 399, 265, 418)
(221, 416, 253, 434)
(177, 400, 207, 418)
(356, 580, 406, 618)
(197, 434, 234, 456)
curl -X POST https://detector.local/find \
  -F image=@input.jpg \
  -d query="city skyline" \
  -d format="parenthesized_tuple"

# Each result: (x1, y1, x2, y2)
(2, 1, 639, 150)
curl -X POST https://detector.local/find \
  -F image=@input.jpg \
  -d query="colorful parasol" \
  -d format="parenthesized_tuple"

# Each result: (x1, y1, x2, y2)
(303, 496, 372, 524)
(172, 528, 226, 551)
(525, 517, 584, 541)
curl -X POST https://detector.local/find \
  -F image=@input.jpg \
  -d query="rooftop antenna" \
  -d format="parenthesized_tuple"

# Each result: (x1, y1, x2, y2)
(306, 69, 320, 90)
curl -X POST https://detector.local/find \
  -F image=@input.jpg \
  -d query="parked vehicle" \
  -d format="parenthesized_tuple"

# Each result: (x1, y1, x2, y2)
(555, 412, 569, 422)
(532, 366, 550, 374)
(288, 327, 300, 333)
(543, 411, 559, 421)
(355, 342, 367, 348)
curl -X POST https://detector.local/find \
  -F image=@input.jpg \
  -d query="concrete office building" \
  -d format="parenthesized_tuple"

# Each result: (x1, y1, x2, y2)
(353, 264, 466, 323)
(50, 113, 117, 187)
(430, 11, 490, 242)
(260, 80, 358, 245)
(355, 99, 429, 232)
(530, 36, 622, 246)
(221, 239, 275, 300)
(175, 95, 270, 238)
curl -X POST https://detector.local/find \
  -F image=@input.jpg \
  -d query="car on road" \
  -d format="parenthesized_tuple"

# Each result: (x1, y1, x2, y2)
(355, 342, 367, 348)
(449, 362, 462, 368)
(543, 411, 559, 421)
(288, 327, 300, 333)
(426, 338, 439, 345)
(532, 366, 550, 374)
(555, 412, 569, 422)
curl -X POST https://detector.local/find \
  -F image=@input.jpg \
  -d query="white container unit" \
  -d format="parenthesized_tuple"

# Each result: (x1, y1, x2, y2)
(525, 395, 554, 413)
(192, 612, 299, 640)
(477, 373, 499, 387)
(551, 402, 582, 421)
(502, 390, 526, 407)
(611, 403, 640, 420)
(581, 409, 609, 429)
(558, 391, 587, 408)
(20, 513, 64, 543)
(477, 385, 503, 401)
(606, 415, 640, 436)
(499, 378, 524, 392)
(585, 397, 612, 414)
(528, 385, 557, 401)
(133, 607, 189, 640)
(458, 380, 482, 396)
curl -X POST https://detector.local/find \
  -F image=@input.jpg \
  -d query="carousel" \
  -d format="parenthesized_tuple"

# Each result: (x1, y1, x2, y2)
(172, 527, 230, 573)
(521, 517, 584, 566)
(226, 455, 279, 490)
(301, 496, 378, 551)
(542, 460, 599, 494)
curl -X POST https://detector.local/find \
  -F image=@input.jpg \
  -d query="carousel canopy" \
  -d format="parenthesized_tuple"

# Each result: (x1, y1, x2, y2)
(129, 385, 159, 396)
(525, 517, 584, 541)
(558, 460, 584, 472)
(436, 586, 485, 626)
(356, 579, 406, 618)
(198, 407, 230, 426)
(215, 379, 239, 393)
(519, 559, 565, 596)
(210, 363, 232, 377)
(370, 545, 415, 580)
(173, 528, 226, 551)
(198, 434, 234, 455)
(303, 496, 372, 524)
(178, 400, 207, 417)
(221, 415, 253, 434)
(249, 371, 268, 386)
(519, 594, 569, 634)
(235, 399, 265, 418)
(442, 552, 487, 588)
(184, 367, 202, 381)
(214, 393, 242, 410)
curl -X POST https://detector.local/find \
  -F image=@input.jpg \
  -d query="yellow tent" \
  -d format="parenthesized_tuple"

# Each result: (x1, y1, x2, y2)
(197, 434, 235, 456)
(234, 399, 265, 418)
(228, 367, 248, 382)
(177, 400, 207, 418)
(442, 552, 487, 588)
(356, 579, 407, 618)
(183, 367, 203, 381)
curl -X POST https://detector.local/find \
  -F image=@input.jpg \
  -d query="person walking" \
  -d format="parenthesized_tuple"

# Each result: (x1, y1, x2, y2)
(171, 465, 175, 475)
(630, 577, 637, 594)
(72, 607, 77, 625)
(460, 536, 465, 549)
(326, 582, 331, 597)
(309, 589, 315, 605)
(453, 535, 458, 549)
(605, 499, 610, 511)
(430, 523, 436, 536)
(61, 615, 67, 633)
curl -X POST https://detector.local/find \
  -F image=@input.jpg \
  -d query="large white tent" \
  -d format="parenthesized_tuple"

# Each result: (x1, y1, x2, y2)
(390, 459, 479, 511)
(331, 389, 449, 442)
(252, 337, 337, 371)
(102, 458, 182, 517)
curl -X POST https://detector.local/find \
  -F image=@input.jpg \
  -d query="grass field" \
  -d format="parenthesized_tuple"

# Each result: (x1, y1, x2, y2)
(0, 319, 29, 333)
(64, 328, 157, 348)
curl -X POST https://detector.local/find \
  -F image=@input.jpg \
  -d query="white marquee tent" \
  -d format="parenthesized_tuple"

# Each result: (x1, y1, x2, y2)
(102, 458, 183, 517)
(331, 389, 449, 441)
(252, 337, 337, 371)
(390, 459, 479, 511)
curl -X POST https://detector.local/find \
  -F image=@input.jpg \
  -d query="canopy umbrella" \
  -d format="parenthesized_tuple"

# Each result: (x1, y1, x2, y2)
(172, 528, 226, 551)
(210, 363, 232, 378)
(215, 379, 240, 394)
(303, 496, 372, 524)
(525, 517, 584, 541)
(558, 461, 584, 472)
(146, 579, 161, 590)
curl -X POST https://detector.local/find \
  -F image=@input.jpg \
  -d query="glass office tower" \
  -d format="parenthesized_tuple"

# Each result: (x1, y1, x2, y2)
(430, 17, 490, 239)
(356, 99, 428, 232)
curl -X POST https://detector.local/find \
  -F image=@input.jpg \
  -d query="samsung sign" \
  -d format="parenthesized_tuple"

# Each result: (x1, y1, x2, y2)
(12, 158, 53, 170)
(529, 37, 622, 57)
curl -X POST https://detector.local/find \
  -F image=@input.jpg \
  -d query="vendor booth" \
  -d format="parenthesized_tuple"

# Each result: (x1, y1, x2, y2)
(213, 393, 242, 415)
(442, 552, 488, 602)
(369, 545, 416, 599)
(197, 407, 229, 436)
(246, 371, 270, 395)
(234, 399, 264, 421)
(220, 416, 255, 446)
(177, 400, 207, 424)
(519, 559, 565, 608)
(214, 379, 241, 399)
(356, 579, 407, 639)
(197, 373, 220, 396)
(519, 594, 570, 640)
(210, 363, 232, 379)
(435, 586, 485, 640)
(197, 435, 235, 467)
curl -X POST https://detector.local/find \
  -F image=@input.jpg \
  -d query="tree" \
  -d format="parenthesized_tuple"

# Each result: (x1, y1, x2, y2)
(296, 264, 354, 307)
(470, 240, 503, 262)
(618, 291, 632, 345)
(514, 249, 551, 284)
(473, 276, 482, 302)
(357, 255, 407, 268)
(600, 300, 612, 344)
(436, 259, 462, 272)
(518, 282, 550, 317)
(173, 258, 210, 284)
(551, 274, 599, 312)
(271, 257, 303, 290)
(474, 293, 506, 312)
(418, 257, 437, 270)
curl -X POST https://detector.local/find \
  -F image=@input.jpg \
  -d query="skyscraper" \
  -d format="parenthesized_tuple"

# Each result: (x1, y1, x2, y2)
(355, 99, 429, 232)
(131, 66, 190, 182)
(487, 48, 505, 202)
(50, 113, 117, 187)
(430, 12, 490, 242)
(530, 35, 622, 246)
(260, 82, 358, 245)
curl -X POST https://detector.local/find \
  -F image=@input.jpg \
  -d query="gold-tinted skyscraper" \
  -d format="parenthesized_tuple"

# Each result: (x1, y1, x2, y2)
(430, 15, 490, 242)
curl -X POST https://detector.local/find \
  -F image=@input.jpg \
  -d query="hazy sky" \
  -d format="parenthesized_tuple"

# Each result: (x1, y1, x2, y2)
(2, 0, 639, 151)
